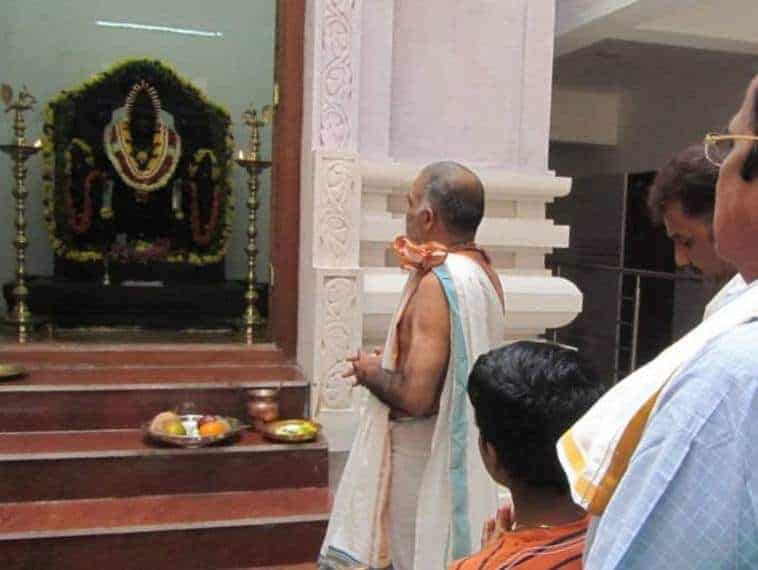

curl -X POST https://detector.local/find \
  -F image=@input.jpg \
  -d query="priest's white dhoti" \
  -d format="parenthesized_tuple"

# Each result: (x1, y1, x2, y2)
(388, 417, 435, 570)
(319, 254, 505, 570)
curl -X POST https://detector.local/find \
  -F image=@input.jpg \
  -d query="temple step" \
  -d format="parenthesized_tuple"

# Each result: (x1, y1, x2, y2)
(242, 565, 318, 570)
(0, 341, 284, 367)
(0, 364, 308, 431)
(0, 488, 329, 569)
(1, 363, 302, 382)
(0, 341, 328, 566)
(239, 566, 318, 570)
(0, 429, 328, 502)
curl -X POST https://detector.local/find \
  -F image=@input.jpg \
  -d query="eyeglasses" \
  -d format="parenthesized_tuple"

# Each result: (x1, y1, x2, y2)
(704, 132, 758, 166)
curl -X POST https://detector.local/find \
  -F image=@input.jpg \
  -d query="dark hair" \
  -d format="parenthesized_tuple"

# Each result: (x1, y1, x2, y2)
(468, 341, 607, 492)
(421, 161, 484, 238)
(647, 144, 719, 224)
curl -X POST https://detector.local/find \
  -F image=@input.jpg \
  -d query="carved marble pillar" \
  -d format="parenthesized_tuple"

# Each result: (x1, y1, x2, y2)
(299, 0, 582, 452)
(299, 0, 364, 450)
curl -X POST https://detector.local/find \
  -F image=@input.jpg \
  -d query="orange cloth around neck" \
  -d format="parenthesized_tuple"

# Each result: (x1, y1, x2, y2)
(393, 236, 490, 273)
(388, 236, 493, 370)
(449, 516, 588, 570)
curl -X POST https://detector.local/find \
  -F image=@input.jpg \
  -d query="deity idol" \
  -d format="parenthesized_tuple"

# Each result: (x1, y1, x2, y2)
(101, 80, 184, 249)
(104, 80, 181, 199)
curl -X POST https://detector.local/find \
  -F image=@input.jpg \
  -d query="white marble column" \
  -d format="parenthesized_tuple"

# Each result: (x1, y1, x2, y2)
(299, 0, 582, 451)
(298, 0, 365, 450)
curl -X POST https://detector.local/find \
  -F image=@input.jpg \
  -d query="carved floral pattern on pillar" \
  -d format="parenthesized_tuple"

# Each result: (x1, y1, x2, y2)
(317, 158, 353, 264)
(319, 276, 358, 410)
(319, 0, 355, 149)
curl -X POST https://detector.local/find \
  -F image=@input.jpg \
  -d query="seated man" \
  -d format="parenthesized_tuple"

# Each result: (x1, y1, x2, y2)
(451, 341, 608, 570)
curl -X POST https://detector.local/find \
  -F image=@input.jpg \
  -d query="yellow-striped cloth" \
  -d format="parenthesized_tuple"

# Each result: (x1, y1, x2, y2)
(557, 278, 758, 515)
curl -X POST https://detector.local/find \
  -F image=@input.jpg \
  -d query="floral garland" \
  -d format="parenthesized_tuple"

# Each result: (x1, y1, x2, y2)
(42, 58, 235, 265)
(104, 119, 180, 196)
(184, 181, 221, 246)
(184, 148, 222, 246)
(61, 139, 95, 234)
(65, 171, 105, 235)
(111, 238, 171, 264)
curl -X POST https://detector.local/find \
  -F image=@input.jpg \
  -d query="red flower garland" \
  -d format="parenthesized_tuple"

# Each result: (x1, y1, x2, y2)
(184, 180, 221, 246)
(65, 170, 103, 235)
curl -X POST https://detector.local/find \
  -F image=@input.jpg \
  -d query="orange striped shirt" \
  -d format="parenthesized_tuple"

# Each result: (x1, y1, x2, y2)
(449, 516, 588, 570)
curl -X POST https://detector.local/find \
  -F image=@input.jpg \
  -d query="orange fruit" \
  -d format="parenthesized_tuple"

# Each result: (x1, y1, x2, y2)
(198, 420, 228, 437)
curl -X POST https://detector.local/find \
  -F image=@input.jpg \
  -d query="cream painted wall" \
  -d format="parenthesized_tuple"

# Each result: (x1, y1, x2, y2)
(550, 48, 758, 177)
(0, 0, 275, 309)
(551, 88, 620, 145)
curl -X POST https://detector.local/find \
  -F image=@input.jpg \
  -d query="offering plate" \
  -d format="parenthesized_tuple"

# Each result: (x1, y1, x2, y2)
(261, 419, 321, 443)
(0, 363, 26, 380)
(143, 414, 246, 448)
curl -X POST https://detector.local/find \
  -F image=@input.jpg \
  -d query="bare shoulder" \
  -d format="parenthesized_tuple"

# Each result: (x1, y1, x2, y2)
(412, 272, 448, 309)
(402, 272, 450, 333)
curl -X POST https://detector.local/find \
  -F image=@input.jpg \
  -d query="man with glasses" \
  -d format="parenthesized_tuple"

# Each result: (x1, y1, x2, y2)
(557, 76, 758, 568)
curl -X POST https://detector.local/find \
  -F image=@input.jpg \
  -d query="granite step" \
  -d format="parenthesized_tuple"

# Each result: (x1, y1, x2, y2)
(243, 562, 318, 570)
(241, 565, 318, 570)
(0, 429, 328, 502)
(0, 364, 308, 431)
(0, 488, 330, 569)
(0, 342, 285, 367)
(0, 362, 303, 382)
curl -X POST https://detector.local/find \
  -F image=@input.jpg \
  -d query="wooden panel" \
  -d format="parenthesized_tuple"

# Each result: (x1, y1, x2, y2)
(270, 0, 305, 358)
(548, 174, 626, 380)
(553, 265, 620, 382)
(548, 173, 626, 266)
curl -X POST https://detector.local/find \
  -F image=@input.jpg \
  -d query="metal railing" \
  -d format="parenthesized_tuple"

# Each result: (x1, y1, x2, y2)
(549, 260, 700, 380)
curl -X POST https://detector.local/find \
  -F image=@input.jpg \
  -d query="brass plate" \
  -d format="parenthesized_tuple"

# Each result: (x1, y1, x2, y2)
(143, 414, 246, 448)
(0, 363, 25, 379)
(262, 419, 321, 443)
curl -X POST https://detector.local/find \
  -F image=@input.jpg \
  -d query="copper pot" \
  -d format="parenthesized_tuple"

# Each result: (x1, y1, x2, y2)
(247, 387, 280, 425)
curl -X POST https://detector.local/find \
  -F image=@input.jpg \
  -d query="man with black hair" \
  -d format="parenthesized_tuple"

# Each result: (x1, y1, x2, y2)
(451, 341, 607, 570)
(560, 75, 758, 569)
(647, 144, 741, 316)
(321, 162, 506, 569)
(648, 144, 735, 283)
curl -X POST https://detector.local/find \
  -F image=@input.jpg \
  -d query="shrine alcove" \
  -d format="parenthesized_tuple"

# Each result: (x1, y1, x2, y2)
(0, 0, 302, 345)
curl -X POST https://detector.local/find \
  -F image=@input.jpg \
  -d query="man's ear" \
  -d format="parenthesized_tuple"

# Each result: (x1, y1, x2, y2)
(420, 206, 435, 231)
(482, 439, 498, 463)
(740, 145, 758, 182)
(741, 78, 758, 181)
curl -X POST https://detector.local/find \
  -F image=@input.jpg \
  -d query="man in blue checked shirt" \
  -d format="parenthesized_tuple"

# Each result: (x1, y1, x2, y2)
(583, 74, 758, 569)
